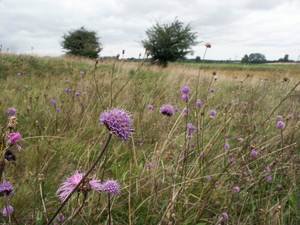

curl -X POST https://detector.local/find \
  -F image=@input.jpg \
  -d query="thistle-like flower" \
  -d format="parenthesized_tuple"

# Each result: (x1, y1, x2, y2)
(0, 181, 14, 196)
(181, 94, 189, 102)
(100, 108, 134, 141)
(232, 186, 240, 193)
(196, 99, 203, 108)
(57, 171, 84, 202)
(7, 132, 22, 145)
(276, 120, 285, 129)
(160, 104, 175, 117)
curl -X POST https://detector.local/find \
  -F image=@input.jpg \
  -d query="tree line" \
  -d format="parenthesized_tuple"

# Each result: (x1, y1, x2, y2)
(62, 20, 294, 66)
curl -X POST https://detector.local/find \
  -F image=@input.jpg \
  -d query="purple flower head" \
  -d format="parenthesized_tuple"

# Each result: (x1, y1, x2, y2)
(160, 104, 175, 117)
(56, 108, 61, 113)
(102, 180, 120, 195)
(209, 109, 217, 119)
(2, 205, 14, 217)
(265, 175, 273, 183)
(57, 171, 84, 202)
(75, 91, 81, 97)
(181, 94, 189, 102)
(250, 148, 258, 158)
(250, 149, 258, 159)
(221, 212, 229, 222)
(56, 213, 65, 224)
(276, 120, 285, 129)
(0, 181, 14, 196)
(147, 104, 154, 111)
(181, 85, 190, 95)
(187, 123, 197, 137)
(64, 88, 72, 94)
(8, 132, 22, 145)
(6, 108, 16, 117)
(50, 99, 57, 107)
(232, 186, 240, 193)
(100, 108, 134, 141)
(89, 179, 103, 192)
(224, 142, 230, 151)
(196, 99, 204, 108)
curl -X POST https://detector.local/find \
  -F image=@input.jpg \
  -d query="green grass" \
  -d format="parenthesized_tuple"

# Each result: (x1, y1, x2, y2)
(0, 54, 299, 225)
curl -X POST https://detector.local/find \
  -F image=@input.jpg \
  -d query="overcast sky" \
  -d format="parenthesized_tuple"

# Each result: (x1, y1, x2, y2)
(0, 0, 299, 60)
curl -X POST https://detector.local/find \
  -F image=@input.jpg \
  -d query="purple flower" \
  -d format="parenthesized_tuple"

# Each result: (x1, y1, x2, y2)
(183, 107, 189, 116)
(64, 88, 72, 94)
(224, 142, 230, 151)
(2, 205, 14, 217)
(75, 91, 81, 97)
(232, 186, 240, 193)
(6, 108, 16, 117)
(187, 123, 197, 137)
(57, 171, 84, 202)
(265, 175, 273, 183)
(147, 104, 154, 111)
(160, 104, 175, 117)
(209, 109, 217, 119)
(221, 212, 229, 222)
(56, 108, 61, 113)
(196, 99, 203, 108)
(8, 132, 22, 145)
(181, 85, 190, 95)
(250, 149, 258, 159)
(56, 213, 65, 224)
(50, 99, 57, 107)
(100, 108, 134, 141)
(0, 181, 13, 196)
(101, 180, 120, 195)
(181, 94, 189, 102)
(276, 120, 285, 129)
(89, 179, 103, 192)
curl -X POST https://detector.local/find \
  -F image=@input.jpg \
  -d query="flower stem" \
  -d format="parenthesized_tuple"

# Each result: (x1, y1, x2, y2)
(47, 133, 112, 225)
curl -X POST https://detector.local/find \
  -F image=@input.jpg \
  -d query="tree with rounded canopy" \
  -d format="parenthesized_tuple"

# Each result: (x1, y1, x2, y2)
(142, 19, 197, 66)
(248, 53, 267, 64)
(62, 27, 102, 58)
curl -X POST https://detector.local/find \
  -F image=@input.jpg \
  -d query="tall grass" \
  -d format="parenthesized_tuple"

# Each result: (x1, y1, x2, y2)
(0, 54, 299, 225)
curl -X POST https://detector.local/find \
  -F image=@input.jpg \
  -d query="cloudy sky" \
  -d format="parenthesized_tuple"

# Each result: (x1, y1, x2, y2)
(0, 0, 299, 60)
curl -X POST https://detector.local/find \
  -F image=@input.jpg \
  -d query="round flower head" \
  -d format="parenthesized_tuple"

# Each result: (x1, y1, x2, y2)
(8, 132, 22, 145)
(276, 120, 285, 129)
(181, 85, 190, 95)
(6, 108, 16, 117)
(0, 181, 14, 196)
(232, 186, 240, 193)
(147, 104, 154, 111)
(57, 171, 84, 202)
(181, 94, 189, 102)
(187, 123, 197, 137)
(205, 43, 212, 48)
(75, 91, 81, 97)
(50, 99, 57, 107)
(265, 175, 273, 183)
(100, 108, 134, 141)
(209, 109, 217, 119)
(160, 104, 175, 117)
(221, 212, 229, 222)
(102, 180, 120, 195)
(196, 99, 203, 108)
(64, 88, 72, 94)
(56, 213, 65, 224)
(250, 149, 258, 159)
(2, 205, 13, 217)
(224, 142, 230, 151)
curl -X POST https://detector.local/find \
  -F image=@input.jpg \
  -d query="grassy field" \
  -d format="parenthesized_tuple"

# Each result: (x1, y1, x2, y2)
(0, 53, 299, 225)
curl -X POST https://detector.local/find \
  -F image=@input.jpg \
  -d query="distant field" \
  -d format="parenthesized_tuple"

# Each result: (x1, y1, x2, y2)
(0, 54, 299, 225)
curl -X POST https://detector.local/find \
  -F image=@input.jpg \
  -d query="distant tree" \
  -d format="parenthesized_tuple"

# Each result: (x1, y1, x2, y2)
(248, 53, 267, 64)
(62, 27, 102, 58)
(241, 54, 249, 63)
(142, 19, 197, 66)
(279, 54, 289, 62)
(195, 56, 201, 63)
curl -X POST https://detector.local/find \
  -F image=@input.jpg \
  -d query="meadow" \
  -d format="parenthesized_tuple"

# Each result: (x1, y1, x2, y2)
(0, 53, 299, 225)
